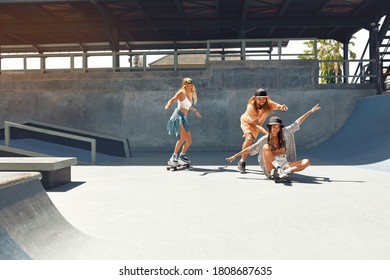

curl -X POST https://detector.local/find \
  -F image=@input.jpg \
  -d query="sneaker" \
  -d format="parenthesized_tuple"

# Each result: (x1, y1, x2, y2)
(276, 167, 288, 179)
(178, 153, 191, 164)
(168, 154, 179, 166)
(237, 161, 246, 173)
(269, 168, 276, 179)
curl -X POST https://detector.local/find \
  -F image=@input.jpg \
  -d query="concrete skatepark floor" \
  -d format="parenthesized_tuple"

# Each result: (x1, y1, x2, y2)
(46, 94, 390, 260)
(46, 152, 390, 260)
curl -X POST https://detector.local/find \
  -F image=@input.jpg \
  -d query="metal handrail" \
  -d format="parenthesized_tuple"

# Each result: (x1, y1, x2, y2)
(0, 38, 315, 72)
(4, 121, 96, 164)
(0, 38, 377, 84)
(27, 119, 131, 157)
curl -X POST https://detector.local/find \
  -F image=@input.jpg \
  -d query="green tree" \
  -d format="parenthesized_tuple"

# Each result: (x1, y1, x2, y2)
(298, 38, 357, 84)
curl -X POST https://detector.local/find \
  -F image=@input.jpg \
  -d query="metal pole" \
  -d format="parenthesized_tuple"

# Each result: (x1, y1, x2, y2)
(369, 22, 382, 94)
(4, 124, 10, 146)
(91, 140, 96, 165)
(374, 23, 383, 94)
(343, 41, 349, 84)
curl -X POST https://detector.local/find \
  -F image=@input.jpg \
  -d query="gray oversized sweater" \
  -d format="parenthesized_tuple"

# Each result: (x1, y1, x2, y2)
(249, 121, 300, 176)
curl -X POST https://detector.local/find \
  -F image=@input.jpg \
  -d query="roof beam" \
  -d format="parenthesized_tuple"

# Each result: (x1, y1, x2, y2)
(175, 0, 191, 39)
(117, 17, 370, 29)
(266, 0, 293, 37)
(3, 33, 41, 52)
(241, 0, 251, 20)
(132, 0, 162, 42)
(216, 0, 220, 37)
(296, 0, 331, 38)
(90, 1, 119, 51)
(0, 17, 370, 34)
(352, 0, 377, 15)
(239, 0, 251, 38)
(0, 0, 96, 2)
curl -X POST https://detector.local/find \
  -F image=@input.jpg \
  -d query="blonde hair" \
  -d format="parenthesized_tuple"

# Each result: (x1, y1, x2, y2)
(181, 77, 198, 105)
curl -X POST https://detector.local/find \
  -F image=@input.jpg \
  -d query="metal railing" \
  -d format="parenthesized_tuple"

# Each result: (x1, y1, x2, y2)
(27, 119, 132, 157)
(318, 58, 377, 84)
(0, 38, 375, 85)
(4, 121, 96, 164)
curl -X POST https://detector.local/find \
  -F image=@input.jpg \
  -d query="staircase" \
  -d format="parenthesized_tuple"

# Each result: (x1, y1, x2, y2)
(353, 14, 390, 93)
(379, 28, 390, 92)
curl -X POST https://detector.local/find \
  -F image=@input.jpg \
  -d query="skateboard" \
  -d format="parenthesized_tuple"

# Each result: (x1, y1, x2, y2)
(268, 170, 292, 184)
(274, 176, 292, 184)
(166, 161, 191, 171)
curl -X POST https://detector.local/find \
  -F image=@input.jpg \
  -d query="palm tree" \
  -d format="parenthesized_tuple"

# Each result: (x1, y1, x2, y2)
(299, 38, 357, 84)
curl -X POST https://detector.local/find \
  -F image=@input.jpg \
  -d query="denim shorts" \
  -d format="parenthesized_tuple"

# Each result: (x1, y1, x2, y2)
(275, 155, 289, 169)
(167, 108, 189, 138)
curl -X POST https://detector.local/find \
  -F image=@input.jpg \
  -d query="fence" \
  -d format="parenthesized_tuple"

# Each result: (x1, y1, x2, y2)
(0, 38, 377, 85)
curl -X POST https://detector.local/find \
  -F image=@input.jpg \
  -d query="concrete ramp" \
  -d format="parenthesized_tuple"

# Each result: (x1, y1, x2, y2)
(0, 223, 31, 259)
(0, 172, 124, 259)
(302, 94, 390, 170)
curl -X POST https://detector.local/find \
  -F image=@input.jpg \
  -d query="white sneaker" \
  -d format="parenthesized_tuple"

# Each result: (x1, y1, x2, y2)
(168, 155, 179, 166)
(178, 153, 190, 164)
(277, 167, 288, 179)
(269, 168, 276, 179)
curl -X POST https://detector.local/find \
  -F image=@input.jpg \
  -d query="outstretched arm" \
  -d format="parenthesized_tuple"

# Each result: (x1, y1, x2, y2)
(226, 146, 251, 162)
(295, 104, 321, 125)
(278, 103, 288, 112)
(271, 100, 288, 112)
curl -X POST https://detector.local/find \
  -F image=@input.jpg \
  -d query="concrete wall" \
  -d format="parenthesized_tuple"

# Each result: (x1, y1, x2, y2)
(0, 60, 376, 152)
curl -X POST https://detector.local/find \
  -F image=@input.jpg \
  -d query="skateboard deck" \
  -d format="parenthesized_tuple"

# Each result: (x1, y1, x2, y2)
(274, 176, 292, 184)
(269, 169, 291, 184)
(166, 161, 190, 171)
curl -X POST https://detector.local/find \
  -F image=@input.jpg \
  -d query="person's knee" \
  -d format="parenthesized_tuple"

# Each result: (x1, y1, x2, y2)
(302, 159, 310, 168)
(262, 144, 274, 164)
(263, 144, 271, 152)
(183, 131, 192, 144)
(245, 134, 254, 142)
(177, 135, 186, 144)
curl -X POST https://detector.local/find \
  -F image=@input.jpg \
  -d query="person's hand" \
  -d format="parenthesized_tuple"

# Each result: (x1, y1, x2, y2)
(280, 104, 288, 112)
(165, 103, 170, 110)
(226, 155, 237, 162)
(195, 111, 201, 118)
(311, 104, 321, 113)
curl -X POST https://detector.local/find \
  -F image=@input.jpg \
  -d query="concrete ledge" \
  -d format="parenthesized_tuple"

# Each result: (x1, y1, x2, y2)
(0, 157, 77, 189)
(0, 172, 42, 190)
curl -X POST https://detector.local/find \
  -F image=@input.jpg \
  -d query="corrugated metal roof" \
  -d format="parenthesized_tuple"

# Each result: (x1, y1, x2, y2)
(1, 0, 389, 53)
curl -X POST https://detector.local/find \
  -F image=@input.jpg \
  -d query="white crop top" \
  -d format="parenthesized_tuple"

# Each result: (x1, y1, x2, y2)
(178, 98, 191, 110)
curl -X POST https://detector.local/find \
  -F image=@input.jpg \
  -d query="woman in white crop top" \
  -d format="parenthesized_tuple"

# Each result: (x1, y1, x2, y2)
(165, 77, 201, 166)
